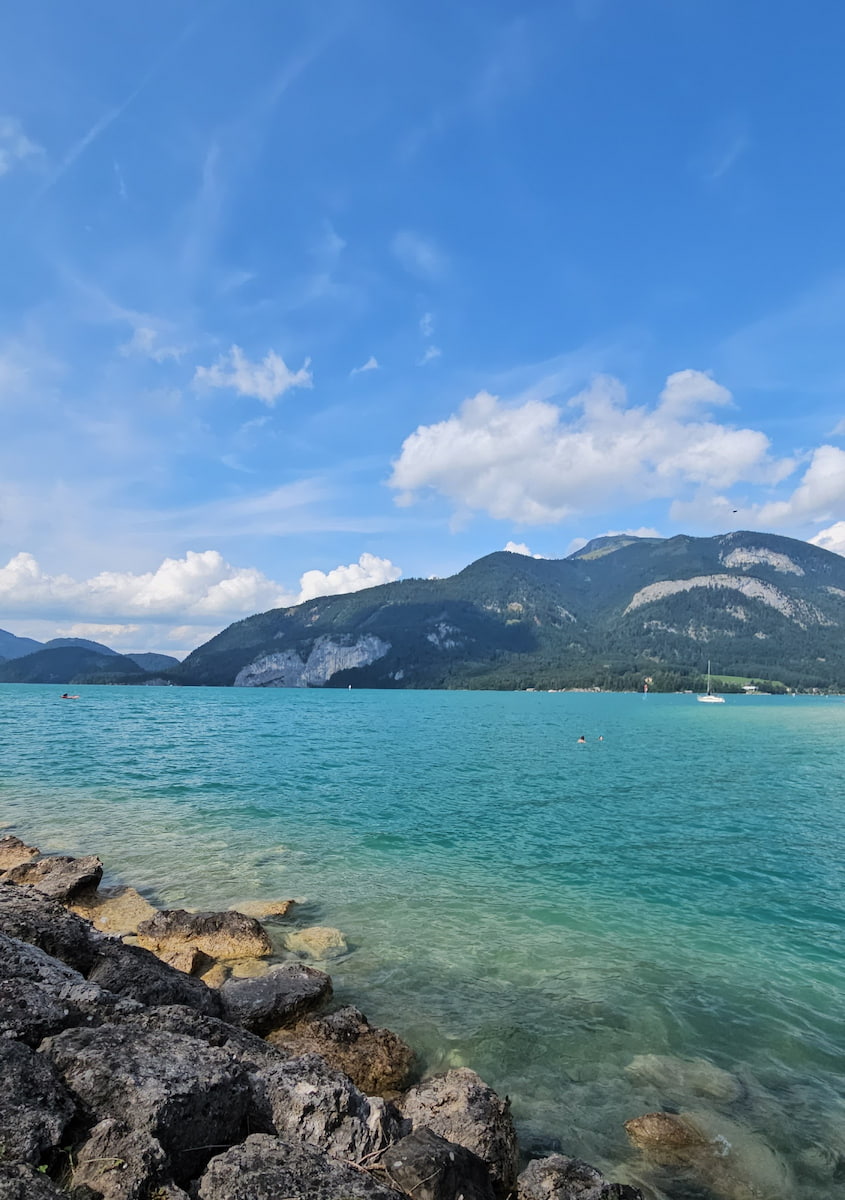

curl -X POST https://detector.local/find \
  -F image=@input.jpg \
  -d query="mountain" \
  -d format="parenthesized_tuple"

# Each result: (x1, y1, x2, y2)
(43, 637, 120, 655)
(126, 652, 180, 672)
(0, 647, 147, 685)
(0, 629, 44, 661)
(173, 530, 845, 691)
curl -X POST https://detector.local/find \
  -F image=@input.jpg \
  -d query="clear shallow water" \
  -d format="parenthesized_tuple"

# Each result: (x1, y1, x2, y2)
(2, 685, 845, 1198)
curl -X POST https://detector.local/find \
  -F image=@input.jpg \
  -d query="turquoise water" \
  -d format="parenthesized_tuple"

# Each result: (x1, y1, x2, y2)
(2, 685, 845, 1198)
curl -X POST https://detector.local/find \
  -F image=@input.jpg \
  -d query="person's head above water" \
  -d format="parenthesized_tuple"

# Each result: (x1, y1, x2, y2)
(577, 735, 586, 743)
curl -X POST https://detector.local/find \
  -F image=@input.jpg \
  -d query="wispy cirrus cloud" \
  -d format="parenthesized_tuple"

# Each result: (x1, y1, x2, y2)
(350, 355, 379, 376)
(0, 116, 43, 176)
(391, 230, 448, 280)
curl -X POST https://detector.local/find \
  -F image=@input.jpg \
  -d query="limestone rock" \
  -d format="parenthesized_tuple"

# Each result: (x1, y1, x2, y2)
(198, 961, 229, 988)
(250, 1053, 405, 1161)
(518, 1155, 644, 1200)
(284, 925, 348, 960)
(0, 834, 39, 870)
(70, 1119, 169, 1200)
(42, 1025, 251, 1181)
(233, 899, 295, 920)
(136, 908, 272, 960)
(69, 886, 157, 936)
(160, 947, 212, 976)
(0, 882, 100, 973)
(0, 1040, 75, 1166)
(400, 1068, 519, 1195)
(2, 855, 103, 900)
(219, 962, 331, 1034)
(114, 1004, 288, 1070)
(624, 1112, 707, 1164)
(196, 1134, 403, 1200)
(269, 1005, 415, 1095)
(384, 1127, 495, 1200)
(625, 1054, 742, 1104)
(227, 956, 270, 979)
(0, 1163, 68, 1200)
(86, 939, 222, 1016)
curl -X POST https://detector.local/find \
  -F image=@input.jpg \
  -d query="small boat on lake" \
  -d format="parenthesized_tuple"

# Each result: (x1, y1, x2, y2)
(698, 660, 725, 704)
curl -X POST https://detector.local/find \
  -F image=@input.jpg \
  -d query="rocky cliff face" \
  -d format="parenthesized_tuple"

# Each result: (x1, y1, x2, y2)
(234, 635, 391, 687)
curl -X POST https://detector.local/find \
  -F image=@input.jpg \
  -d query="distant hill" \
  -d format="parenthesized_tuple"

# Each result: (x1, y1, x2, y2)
(172, 530, 845, 691)
(126, 652, 180, 672)
(43, 637, 120, 656)
(0, 647, 147, 685)
(0, 629, 44, 661)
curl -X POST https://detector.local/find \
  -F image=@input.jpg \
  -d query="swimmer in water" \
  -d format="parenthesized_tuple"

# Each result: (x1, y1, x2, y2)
(577, 735, 586, 743)
(60, 693, 79, 700)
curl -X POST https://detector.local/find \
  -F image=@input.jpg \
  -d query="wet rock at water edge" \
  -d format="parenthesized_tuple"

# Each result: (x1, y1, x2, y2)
(196, 1134, 404, 1200)
(517, 1155, 644, 1200)
(383, 1127, 496, 1200)
(41, 1024, 251, 1182)
(219, 961, 332, 1034)
(233, 899, 296, 920)
(623, 1112, 707, 1164)
(69, 886, 158, 937)
(86, 939, 222, 1016)
(0, 1163, 68, 1200)
(0, 1039, 76, 1167)
(136, 909, 272, 961)
(250, 1053, 406, 1160)
(0, 884, 101, 973)
(0, 835, 40, 871)
(268, 1005, 415, 1096)
(399, 1067, 519, 1195)
(283, 924, 348, 960)
(2, 855, 103, 901)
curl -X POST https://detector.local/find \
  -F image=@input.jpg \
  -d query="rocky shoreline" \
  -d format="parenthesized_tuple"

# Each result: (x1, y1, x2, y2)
(0, 830, 787, 1200)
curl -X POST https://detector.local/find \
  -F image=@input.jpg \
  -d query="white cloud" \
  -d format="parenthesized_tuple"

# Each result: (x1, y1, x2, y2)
(350, 355, 379, 376)
(0, 117, 42, 176)
(194, 345, 312, 405)
(53, 622, 140, 643)
(392, 231, 447, 279)
(120, 326, 185, 363)
(504, 541, 544, 558)
(828, 418, 845, 437)
(298, 553, 402, 601)
(810, 522, 845, 557)
(390, 372, 787, 525)
(420, 312, 434, 338)
(417, 345, 442, 366)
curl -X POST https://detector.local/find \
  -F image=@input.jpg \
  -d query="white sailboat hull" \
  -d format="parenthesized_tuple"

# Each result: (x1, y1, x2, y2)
(697, 694, 725, 703)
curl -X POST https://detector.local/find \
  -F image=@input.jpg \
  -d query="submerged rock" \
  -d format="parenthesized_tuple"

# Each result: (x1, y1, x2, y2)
(518, 1155, 644, 1199)
(136, 908, 272, 961)
(268, 1005, 415, 1096)
(284, 924, 348, 960)
(0, 1040, 76, 1167)
(196, 1133, 403, 1200)
(625, 1054, 742, 1103)
(384, 1127, 495, 1200)
(2, 855, 103, 900)
(69, 885, 157, 936)
(400, 1067, 519, 1195)
(623, 1112, 707, 1163)
(0, 835, 39, 870)
(234, 899, 296, 920)
(219, 962, 331, 1034)
(250, 1053, 405, 1160)
(41, 1024, 251, 1181)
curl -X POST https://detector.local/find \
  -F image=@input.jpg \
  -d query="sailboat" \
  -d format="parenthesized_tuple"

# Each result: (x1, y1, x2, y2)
(697, 660, 725, 704)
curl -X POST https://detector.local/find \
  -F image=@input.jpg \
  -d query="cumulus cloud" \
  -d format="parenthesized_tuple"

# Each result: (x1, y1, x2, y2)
(194, 345, 312, 405)
(810, 522, 845, 556)
(504, 541, 544, 558)
(389, 372, 787, 525)
(0, 116, 42, 176)
(392, 230, 447, 279)
(0, 549, 403, 633)
(350, 355, 379, 376)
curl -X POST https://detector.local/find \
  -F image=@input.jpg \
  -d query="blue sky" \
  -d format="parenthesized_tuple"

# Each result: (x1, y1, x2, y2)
(2, 0, 845, 654)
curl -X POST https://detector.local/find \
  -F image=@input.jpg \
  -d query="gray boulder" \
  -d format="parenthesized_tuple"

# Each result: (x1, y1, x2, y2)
(400, 1068, 519, 1195)
(0, 1163, 67, 1200)
(69, 1119, 170, 1200)
(269, 1006, 415, 1095)
(0, 835, 39, 870)
(137, 909, 272, 960)
(250, 1053, 406, 1160)
(383, 1127, 495, 1200)
(86, 939, 222, 1016)
(0, 883, 100, 973)
(114, 1004, 287, 1070)
(518, 1156, 644, 1200)
(41, 1025, 251, 1180)
(2, 855, 103, 900)
(220, 962, 331, 1034)
(196, 1133, 403, 1200)
(0, 1040, 75, 1166)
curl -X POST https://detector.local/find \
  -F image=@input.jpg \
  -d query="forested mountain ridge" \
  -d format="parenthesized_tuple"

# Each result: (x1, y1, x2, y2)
(172, 531, 845, 691)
